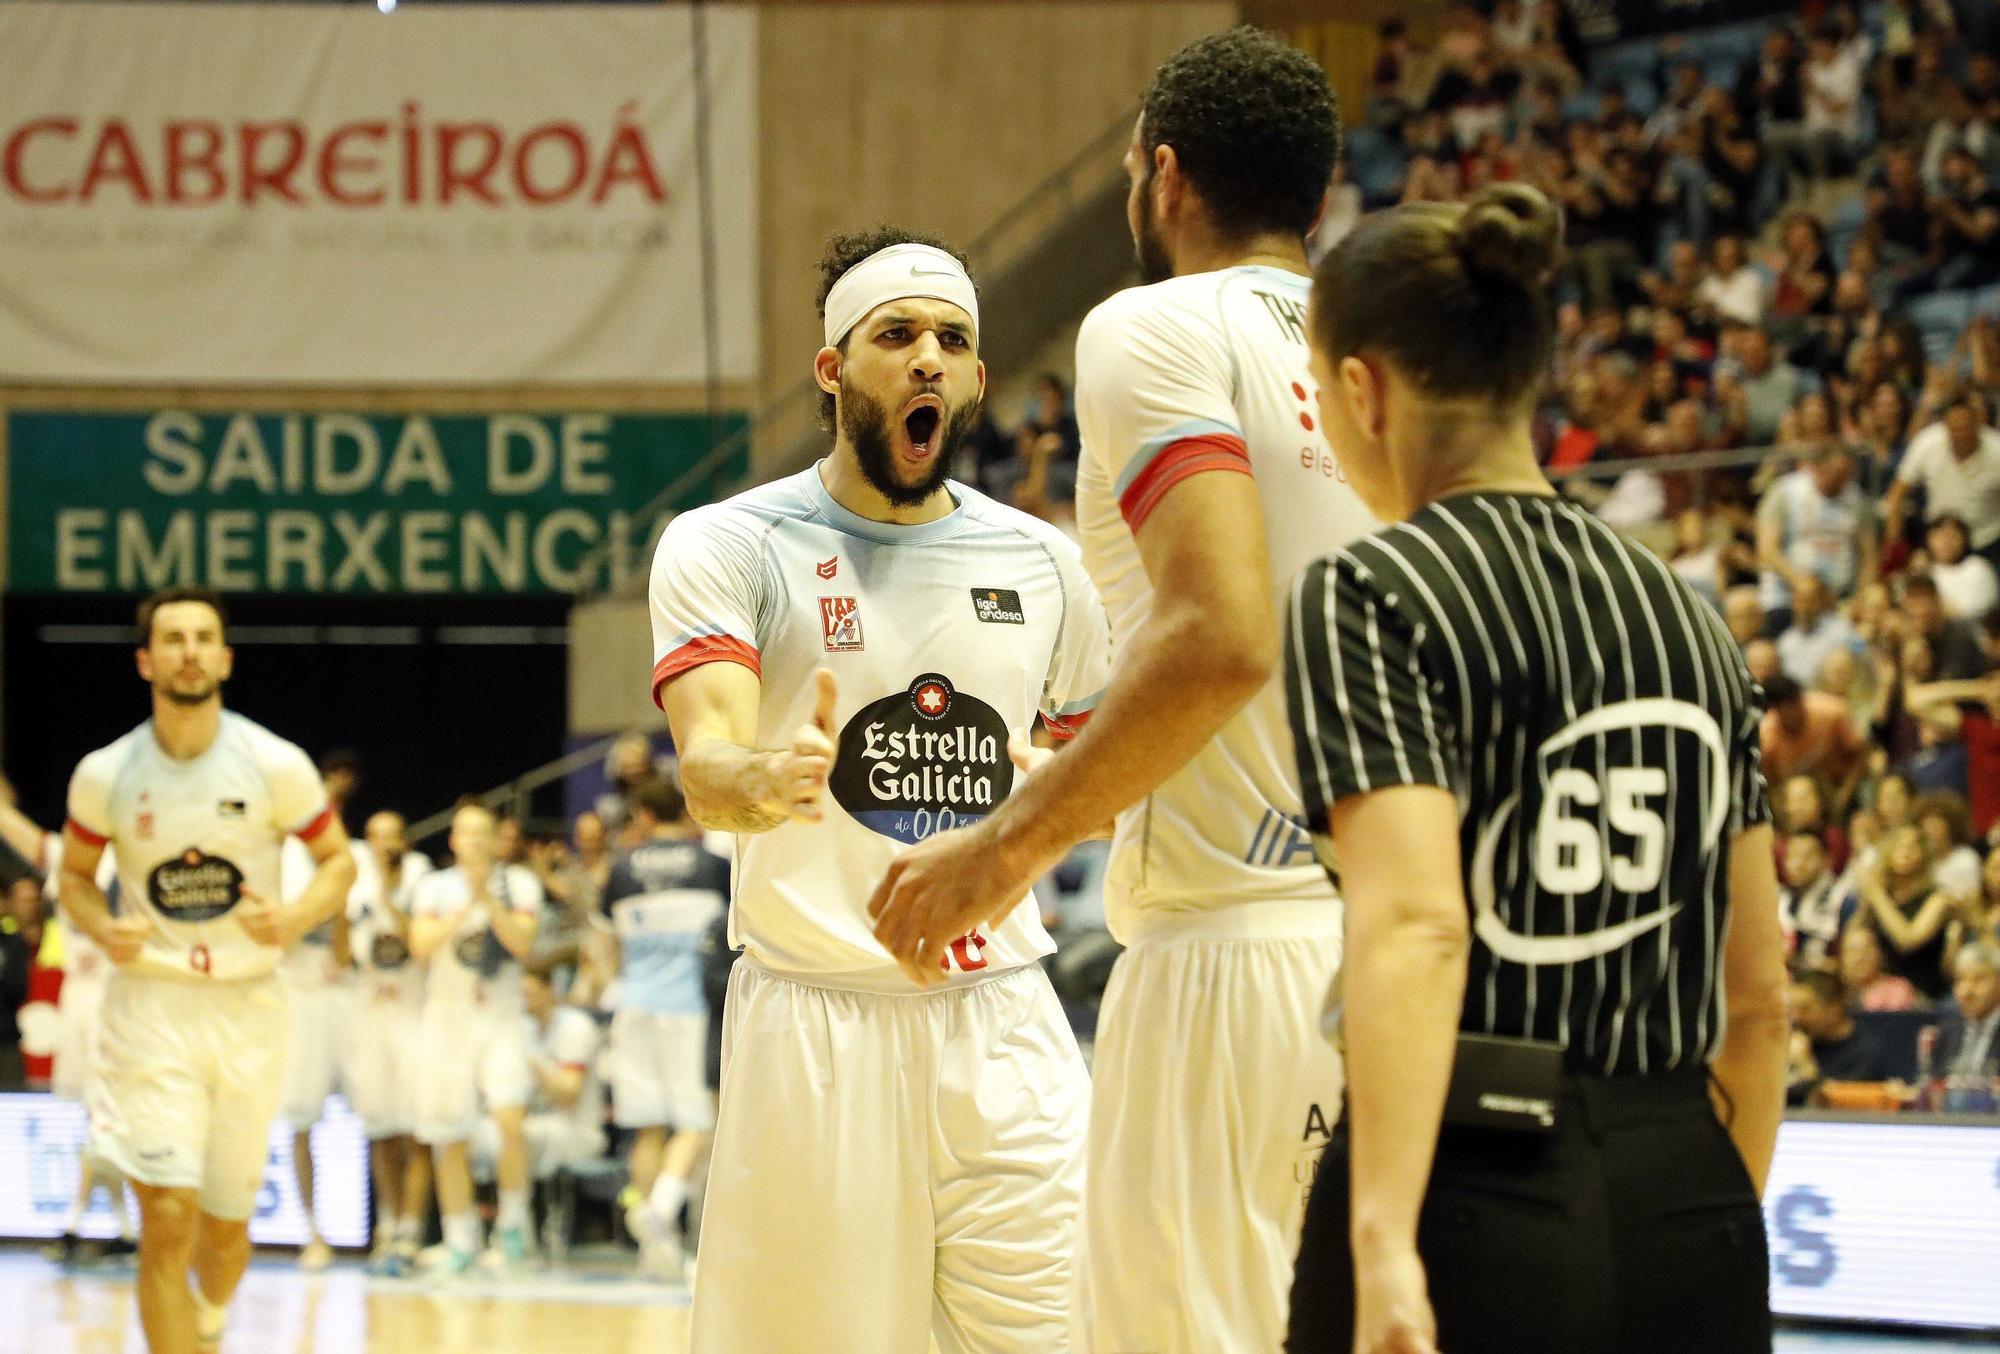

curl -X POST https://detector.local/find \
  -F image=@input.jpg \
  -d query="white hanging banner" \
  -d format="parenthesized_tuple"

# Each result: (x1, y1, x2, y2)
(0, 2, 757, 385)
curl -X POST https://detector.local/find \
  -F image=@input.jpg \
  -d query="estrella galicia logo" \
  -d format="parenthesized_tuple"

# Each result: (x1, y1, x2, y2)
(147, 849, 244, 921)
(831, 673, 1014, 843)
(370, 932, 411, 970)
(970, 588, 1025, 624)
(453, 928, 510, 979)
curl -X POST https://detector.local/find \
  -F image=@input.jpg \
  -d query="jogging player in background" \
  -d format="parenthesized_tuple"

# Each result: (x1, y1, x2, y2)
(408, 802, 541, 1275)
(592, 775, 730, 1281)
(58, 585, 355, 1354)
(340, 809, 435, 1276)
(867, 29, 1370, 1352)
(650, 228, 1110, 1352)
(277, 750, 360, 1272)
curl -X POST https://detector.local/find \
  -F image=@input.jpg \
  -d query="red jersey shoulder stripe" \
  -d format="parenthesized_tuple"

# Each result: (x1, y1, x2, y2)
(63, 818, 109, 849)
(1118, 432, 1252, 531)
(653, 635, 762, 709)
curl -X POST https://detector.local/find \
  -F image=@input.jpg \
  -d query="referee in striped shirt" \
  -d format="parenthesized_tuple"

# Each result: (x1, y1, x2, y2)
(1282, 184, 1790, 1354)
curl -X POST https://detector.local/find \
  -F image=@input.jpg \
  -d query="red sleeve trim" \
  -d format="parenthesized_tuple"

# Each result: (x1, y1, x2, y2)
(652, 635, 762, 710)
(1118, 434, 1253, 532)
(1039, 710, 1092, 742)
(63, 818, 108, 849)
(295, 805, 337, 842)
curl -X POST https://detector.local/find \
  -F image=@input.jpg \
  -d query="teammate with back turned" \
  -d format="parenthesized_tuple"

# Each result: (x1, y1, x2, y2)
(56, 585, 356, 1354)
(867, 28, 1373, 1352)
(648, 227, 1111, 1352)
(1282, 183, 1788, 1354)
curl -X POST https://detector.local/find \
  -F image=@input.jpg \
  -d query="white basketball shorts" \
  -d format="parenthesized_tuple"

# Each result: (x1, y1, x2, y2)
(1076, 907, 1344, 1354)
(341, 988, 423, 1139)
(690, 960, 1089, 1354)
(280, 978, 352, 1131)
(51, 975, 108, 1105)
(609, 1007, 714, 1132)
(89, 970, 289, 1220)
(414, 1003, 532, 1146)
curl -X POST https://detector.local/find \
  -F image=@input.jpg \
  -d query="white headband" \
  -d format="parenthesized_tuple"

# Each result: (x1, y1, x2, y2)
(822, 243, 979, 348)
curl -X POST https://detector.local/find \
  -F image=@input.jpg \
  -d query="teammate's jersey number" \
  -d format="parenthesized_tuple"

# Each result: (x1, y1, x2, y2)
(1534, 766, 1668, 895)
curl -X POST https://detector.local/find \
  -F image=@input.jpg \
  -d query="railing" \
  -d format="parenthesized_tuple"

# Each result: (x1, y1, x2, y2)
(404, 734, 623, 845)
(571, 105, 1140, 600)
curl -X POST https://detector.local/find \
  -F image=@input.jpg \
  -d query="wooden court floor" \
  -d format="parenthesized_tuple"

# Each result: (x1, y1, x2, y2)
(4, 1250, 692, 1354)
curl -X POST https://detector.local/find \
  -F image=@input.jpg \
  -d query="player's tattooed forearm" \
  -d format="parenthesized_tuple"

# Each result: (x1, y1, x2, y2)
(703, 803, 791, 834)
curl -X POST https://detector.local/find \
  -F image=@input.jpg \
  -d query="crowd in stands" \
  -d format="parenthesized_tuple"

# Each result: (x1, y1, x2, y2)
(1341, 0, 2000, 1111)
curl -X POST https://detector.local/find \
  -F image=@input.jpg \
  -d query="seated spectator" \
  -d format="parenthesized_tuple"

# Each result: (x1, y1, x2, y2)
(1723, 326, 1815, 446)
(1855, 824, 1957, 1000)
(1799, 25, 1865, 183)
(1903, 573, 1995, 679)
(1924, 147, 2000, 292)
(1666, 507, 1727, 611)
(1787, 969, 1904, 1105)
(1922, 86, 2000, 199)
(1839, 923, 1923, 1012)
(1429, 44, 1519, 150)
(1306, 160, 1362, 264)
(1765, 214, 1835, 338)
(0, 878, 34, 1090)
(1780, 773, 1852, 872)
(954, 400, 1018, 499)
(1869, 145, 1938, 272)
(1723, 584, 1766, 648)
(1945, 846, 2000, 976)
(1816, 646, 1871, 729)
(1745, 637, 1783, 686)
(1780, 828, 1845, 965)
(1930, 941, 2000, 1080)
(1765, 674, 1869, 813)
(1905, 672, 2000, 838)
(1696, 234, 1768, 327)
(1927, 515, 2000, 620)
(1915, 791, 1985, 899)
(1778, 576, 1867, 687)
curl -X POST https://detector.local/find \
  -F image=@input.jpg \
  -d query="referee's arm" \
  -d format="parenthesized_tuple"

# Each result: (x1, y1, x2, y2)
(1711, 824, 1789, 1196)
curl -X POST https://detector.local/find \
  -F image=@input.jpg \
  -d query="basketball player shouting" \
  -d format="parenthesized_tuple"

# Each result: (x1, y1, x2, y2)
(650, 229, 1110, 1351)
(868, 29, 1369, 1352)
(57, 586, 356, 1354)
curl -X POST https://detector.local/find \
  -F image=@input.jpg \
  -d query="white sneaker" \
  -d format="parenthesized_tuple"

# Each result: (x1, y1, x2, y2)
(417, 1242, 477, 1278)
(298, 1238, 333, 1272)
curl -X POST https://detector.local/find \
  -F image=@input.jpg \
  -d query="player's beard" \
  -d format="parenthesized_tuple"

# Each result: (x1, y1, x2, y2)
(157, 673, 220, 707)
(1134, 167, 1174, 284)
(840, 377, 977, 508)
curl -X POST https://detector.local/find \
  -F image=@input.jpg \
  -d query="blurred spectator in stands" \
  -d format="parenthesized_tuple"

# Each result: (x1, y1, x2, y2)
(1787, 969, 1903, 1104)
(1765, 674, 1870, 814)
(1921, 87, 2000, 197)
(1903, 573, 1995, 677)
(1724, 584, 1767, 648)
(1897, 397, 2000, 566)
(1853, 382, 1914, 491)
(494, 814, 524, 867)
(1905, 671, 2000, 837)
(1840, 922, 1923, 1012)
(1746, 637, 1784, 686)
(1780, 828, 1845, 965)
(1759, 443, 1876, 632)
(1877, 31, 1953, 147)
(533, 812, 613, 967)
(1915, 791, 1985, 899)
(1723, 325, 1814, 445)
(1696, 92, 1764, 243)
(1368, 18, 1424, 127)
(1816, 646, 1873, 730)
(1782, 774, 1853, 870)
(1928, 514, 2000, 617)
(1739, 26, 1807, 217)
(1430, 43, 1519, 150)
(1779, 575, 1868, 686)
(1922, 147, 2000, 291)
(1856, 823, 1956, 1000)
(0, 875, 35, 1090)
(1640, 242, 1709, 318)
(1556, 142, 1649, 307)
(1667, 507, 1728, 611)
(1768, 214, 1836, 352)
(1947, 848, 2000, 969)
(1877, 771, 1918, 833)
(1930, 941, 2000, 1079)
(1646, 59, 1708, 146)
(1798, 25, 1865, 186)
(1016, 374, 1080, 481)
(596, 731, 663, 834)
(1870, 146, 1936, 280)
(1704, 235, 1768, 328)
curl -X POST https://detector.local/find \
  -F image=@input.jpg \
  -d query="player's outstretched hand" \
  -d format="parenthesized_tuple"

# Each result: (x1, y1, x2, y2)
(772, 667, 839, 824)
(238, 888, 285, 947)
(102, 916, 149, 966)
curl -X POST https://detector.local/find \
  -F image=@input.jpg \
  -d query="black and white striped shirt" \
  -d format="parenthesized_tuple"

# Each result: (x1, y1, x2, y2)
(1285, 492, 1771, 1077)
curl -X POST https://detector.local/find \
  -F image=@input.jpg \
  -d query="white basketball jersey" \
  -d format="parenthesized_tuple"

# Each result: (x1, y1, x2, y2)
(649, 465, 1110, 992)
(348, 847, 435, 1009)
(412, 863, 542, 1015)
(65, 712, 331, 981)
(1073, 266, 1377, 938)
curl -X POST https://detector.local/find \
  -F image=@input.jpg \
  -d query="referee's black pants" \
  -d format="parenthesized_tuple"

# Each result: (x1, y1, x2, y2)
(1287, 1066, 1771, 1354)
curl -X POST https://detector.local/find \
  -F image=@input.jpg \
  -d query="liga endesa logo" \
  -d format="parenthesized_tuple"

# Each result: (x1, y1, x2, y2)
(0, 103, 669, 209)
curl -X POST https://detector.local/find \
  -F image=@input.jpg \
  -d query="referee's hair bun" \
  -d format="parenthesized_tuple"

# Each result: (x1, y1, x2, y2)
(1455, 184, 1562, 290)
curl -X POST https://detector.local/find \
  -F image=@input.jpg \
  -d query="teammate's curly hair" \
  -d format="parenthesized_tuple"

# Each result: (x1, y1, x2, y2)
(813, 227, 975, 434)
(1140, 27, 1341, 242)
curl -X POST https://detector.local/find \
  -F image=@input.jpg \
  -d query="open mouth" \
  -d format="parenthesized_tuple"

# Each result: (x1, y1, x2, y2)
(902, 400, 943, 458)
